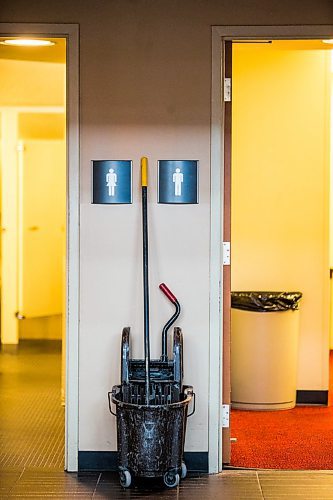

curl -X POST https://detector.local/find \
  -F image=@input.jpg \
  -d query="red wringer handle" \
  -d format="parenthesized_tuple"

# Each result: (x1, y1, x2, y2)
(159, 283, 178, 305)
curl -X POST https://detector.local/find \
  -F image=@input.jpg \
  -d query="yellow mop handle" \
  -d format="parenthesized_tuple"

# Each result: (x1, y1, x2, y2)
(141, 157, 148, 187)
(141, 155, 150, 404)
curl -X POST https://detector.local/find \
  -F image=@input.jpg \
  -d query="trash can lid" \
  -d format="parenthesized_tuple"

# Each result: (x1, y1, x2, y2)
(231, 291, 302, 312)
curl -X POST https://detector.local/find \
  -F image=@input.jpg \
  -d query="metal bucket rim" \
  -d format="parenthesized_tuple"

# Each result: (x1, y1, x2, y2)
(111, 384, 193, 410)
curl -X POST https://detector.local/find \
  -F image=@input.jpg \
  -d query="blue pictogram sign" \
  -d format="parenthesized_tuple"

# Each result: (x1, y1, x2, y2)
(92, 160, 132, 204)
(158, 160, 198, 204)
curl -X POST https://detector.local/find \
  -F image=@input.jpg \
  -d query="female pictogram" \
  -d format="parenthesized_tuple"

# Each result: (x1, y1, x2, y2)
(106, 168, 117, 196)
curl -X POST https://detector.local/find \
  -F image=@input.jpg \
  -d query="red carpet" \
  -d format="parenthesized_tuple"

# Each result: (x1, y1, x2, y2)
(230, 352, 333, 469)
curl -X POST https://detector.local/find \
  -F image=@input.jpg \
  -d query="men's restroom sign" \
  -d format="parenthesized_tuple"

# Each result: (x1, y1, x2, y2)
(92, 160, 132, 204)
(158, 160, 198, 204)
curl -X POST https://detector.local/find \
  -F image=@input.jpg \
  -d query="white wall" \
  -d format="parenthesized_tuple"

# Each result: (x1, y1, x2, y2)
(2, 0, 332, 455)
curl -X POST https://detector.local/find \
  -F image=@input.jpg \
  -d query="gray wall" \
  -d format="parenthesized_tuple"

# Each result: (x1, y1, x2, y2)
(1, 0, 332, 453)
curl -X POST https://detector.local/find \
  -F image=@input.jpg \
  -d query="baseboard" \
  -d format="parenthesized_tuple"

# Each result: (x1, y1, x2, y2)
(78, 451, 118, 471)
(296, 390, 328, 405)
(0, 343, 18, 354)
(78, 451, 208, 473)
(184, 452, 208, 472)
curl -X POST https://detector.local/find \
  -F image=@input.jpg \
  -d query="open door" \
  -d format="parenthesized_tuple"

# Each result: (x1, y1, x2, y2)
(222, 40, 232, 465)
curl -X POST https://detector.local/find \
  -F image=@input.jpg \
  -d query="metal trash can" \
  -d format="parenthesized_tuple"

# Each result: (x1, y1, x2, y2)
(231, 291, 302, 410)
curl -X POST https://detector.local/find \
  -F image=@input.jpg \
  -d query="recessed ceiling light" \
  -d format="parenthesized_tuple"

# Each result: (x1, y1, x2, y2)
(0, 39, 55, 47)
(322, 39, 333, 45)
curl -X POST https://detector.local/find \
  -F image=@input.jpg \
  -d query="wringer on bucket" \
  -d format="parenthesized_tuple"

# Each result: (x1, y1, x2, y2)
(108, 157, 195, 488)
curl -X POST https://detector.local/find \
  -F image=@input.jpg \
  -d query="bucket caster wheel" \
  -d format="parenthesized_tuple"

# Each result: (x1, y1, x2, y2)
(180, 461, 187, 479)
(163, 471, 180, 488)
(119, 469, 131, 488)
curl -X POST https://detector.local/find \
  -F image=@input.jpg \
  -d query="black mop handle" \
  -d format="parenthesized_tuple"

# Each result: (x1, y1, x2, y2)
(159, 283, 181, 362)
(141, 157, 150, 405)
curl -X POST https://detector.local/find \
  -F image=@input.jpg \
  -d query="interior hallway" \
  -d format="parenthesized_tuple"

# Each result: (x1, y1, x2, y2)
(0, 340, 64, 469)
(2, 341, 333, 498)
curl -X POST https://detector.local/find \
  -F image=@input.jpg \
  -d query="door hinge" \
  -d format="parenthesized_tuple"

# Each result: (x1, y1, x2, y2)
(222, 242, 230, 265)
(221, 404, 230, 428)
(224, 78, 231, 102)
(15, 311, 26, 320)
(16, 141, 25, 152)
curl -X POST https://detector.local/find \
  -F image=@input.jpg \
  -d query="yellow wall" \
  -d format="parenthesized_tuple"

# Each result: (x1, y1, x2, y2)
(19, 315, 62, 340)
(231, 42, 331, 390)
(0, 59, 65, 106)
(17, 135, 65, 341)
(0, 58, 66, 342)
(330, 54, 333, 349)
(18, 139, 66, 319)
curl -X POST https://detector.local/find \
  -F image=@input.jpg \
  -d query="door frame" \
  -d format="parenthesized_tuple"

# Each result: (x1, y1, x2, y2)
(0, 23, 80, 472)
(209, 24, 333, 474)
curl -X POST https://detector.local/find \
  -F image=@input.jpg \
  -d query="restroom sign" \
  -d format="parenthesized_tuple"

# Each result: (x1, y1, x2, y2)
(92, 160, 132, 204)
(158, 160, 198, 204)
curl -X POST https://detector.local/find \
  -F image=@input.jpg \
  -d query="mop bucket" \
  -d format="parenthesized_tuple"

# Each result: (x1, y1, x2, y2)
(108, 384, 195, 488)
(107, 158, 195, 489)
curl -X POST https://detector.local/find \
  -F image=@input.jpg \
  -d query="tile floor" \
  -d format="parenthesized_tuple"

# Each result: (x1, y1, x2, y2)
(3, 469, 333, 499)
(2, 341, 333, 498)
(0, 340, 64, 469)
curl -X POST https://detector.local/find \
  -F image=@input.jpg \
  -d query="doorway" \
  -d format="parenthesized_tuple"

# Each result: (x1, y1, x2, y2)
(0, 36, 67, 469)
(0, 23, 79, 473)
(229, 39, 332, 469)
(209, 24, 333, 474)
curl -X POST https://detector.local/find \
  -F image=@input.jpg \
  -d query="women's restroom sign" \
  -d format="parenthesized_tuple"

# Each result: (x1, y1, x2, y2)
(158, 160, 198, 204)
(92, 160, 132, 204)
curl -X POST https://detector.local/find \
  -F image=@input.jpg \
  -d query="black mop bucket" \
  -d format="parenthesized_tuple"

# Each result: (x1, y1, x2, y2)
(108, 157, 195, 488)
(108, 385, 195, 487)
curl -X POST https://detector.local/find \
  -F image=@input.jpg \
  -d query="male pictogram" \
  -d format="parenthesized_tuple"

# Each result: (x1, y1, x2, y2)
(172, 168, 183, 196)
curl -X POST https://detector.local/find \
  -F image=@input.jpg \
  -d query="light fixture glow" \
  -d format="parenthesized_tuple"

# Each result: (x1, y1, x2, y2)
(322, 39, 333, 45)
(0, 39, 55, 47)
